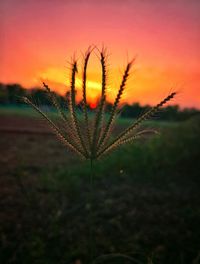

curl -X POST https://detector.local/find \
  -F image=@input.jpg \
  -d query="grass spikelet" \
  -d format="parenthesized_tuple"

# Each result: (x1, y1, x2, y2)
(69, 59, 78, 128)
(43, 81, 83, 148)
(43, 82, 74, 135)
(97, 59, 134, 152)
(22, 97, 85, 158)
(117, 91, 176, 140)
(43, 82, 67, 122)
(97, 47, 108, 139)
(91, 48, 108, 159)
(69, 59, 89, 157)
(97, 92, 176, 158)
(82, 46, 93, 148)
(98, 129, 158, 157)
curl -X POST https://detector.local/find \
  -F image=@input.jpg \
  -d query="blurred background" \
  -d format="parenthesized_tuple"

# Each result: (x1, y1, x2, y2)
(0, 0, 200, 263)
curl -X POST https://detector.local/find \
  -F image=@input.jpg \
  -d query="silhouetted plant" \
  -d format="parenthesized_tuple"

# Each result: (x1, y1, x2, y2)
(23, 46, 176, 263)
(23, 47, 176, 163)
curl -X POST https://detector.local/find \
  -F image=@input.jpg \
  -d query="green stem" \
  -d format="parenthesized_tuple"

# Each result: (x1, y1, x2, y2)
(89, 158, 95, 262)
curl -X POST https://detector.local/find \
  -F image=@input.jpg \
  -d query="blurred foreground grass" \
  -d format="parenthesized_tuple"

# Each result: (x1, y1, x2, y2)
(0, 106, 200, 264)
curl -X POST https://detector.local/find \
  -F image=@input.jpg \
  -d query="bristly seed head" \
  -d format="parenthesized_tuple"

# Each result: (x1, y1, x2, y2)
(24, 47, 176, 161)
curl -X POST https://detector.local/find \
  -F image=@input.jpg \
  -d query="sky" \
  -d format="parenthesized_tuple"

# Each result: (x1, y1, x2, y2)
(0, 0, 200, 108)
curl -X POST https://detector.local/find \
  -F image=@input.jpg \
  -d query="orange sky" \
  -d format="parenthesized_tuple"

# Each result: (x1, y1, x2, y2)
(0, 0, 200, 108)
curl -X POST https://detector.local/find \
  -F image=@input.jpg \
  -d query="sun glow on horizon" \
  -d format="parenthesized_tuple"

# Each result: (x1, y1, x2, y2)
(22, 62, 200, 109)
(0, 0, 199, 108)
(37, 66, 114, 105)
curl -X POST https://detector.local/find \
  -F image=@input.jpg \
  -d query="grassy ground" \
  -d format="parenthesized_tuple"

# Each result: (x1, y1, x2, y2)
(0, 106, 200, 264)
(0, 104, 178, 127)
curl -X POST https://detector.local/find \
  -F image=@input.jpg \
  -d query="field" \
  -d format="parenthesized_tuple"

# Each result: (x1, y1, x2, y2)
(0, 106, 200, 264)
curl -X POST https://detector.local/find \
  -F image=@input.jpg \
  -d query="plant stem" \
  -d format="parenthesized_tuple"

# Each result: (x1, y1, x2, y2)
(89, 158, 95, 262)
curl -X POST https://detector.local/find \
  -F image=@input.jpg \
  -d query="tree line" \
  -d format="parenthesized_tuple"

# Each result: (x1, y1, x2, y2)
(0, 83, 199, 121)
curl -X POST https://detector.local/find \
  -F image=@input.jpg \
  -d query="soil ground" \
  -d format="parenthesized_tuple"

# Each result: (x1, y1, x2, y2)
(0, 112, 200, 264)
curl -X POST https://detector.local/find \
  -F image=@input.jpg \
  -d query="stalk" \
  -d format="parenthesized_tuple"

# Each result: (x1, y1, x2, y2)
(88, 159, 95, 262)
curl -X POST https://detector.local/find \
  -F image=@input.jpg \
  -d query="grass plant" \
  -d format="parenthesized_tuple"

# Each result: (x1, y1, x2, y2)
(23, 47, 176, 263)
(23, 47, 176, 162)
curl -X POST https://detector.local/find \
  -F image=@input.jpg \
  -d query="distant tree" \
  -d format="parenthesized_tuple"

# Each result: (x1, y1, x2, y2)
(178, 107, 200, 121)
(121, 102, 200, 121)
(28, 88, 51, 105)
(105, 101, 113, 112)
(159, 105, 179, 121)
(6, 83, 26, 104)
(0, 83, 8, 104)
(0, 82, 199, 121)
(121, 103, 150, 118)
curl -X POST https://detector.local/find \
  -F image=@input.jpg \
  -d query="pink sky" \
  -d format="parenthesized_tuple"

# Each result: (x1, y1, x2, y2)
(0, 0, 200, 108)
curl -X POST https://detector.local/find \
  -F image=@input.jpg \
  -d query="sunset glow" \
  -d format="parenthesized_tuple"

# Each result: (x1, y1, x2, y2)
(0, 0, 200, 108)
(89, 101, 98, 109)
